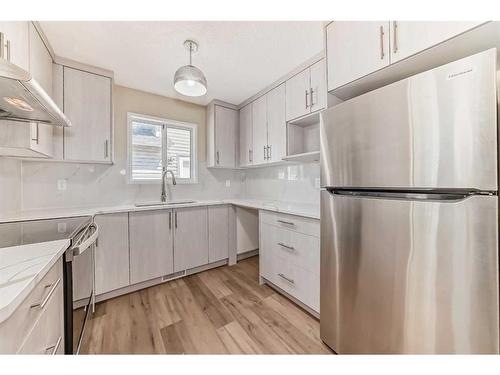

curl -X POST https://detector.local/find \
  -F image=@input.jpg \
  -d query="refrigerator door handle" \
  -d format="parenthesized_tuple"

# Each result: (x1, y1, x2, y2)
(325, 189, 491, 202)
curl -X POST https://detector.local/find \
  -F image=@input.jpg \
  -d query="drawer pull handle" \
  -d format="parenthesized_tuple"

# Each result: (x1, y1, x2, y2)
(45, 336, 62, 355)
(278, 273, 295, 284)
(30, 278, 61, 309)
(277, 242, 295, 251)
(277, 219, 294, 226)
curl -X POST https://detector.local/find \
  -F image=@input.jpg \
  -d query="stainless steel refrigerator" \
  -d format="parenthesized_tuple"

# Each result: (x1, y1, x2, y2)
(319, 48, 499, 354)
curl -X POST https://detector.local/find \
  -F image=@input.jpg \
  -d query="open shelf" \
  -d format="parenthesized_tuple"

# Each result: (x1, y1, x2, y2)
(282, 151, 320, 163)
(286, 111, 320, 163)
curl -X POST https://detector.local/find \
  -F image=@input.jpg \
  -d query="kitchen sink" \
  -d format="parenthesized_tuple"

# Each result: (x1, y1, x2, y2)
(134, 200, 196, 207)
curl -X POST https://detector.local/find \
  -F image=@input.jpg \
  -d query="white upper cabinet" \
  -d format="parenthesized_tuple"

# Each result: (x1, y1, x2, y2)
(207, 102, 238, 168)
(266, 83, 286, 163)
(251, 94, 268, 166)
(285, 68, 310, 121)
(309, 60, 326, 113)
(326, 21, 390, 91)
(0, 21, 29, 71)
(327, 21, 487, 92)
(28, 23, 53, 98)
(389, 21, 484, 63)
(63, 66, 112, 163)
(286, 59, 327, 121)
(239, 103, 253, 167)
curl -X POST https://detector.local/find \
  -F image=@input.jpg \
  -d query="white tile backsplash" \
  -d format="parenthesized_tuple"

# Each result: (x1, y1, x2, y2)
(0, 159, 319, 214)
(242, 162, 320, 205)
(20, 160, 245, 210)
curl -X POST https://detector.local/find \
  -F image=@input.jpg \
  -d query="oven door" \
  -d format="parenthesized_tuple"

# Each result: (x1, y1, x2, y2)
(64, 222, 98, 354)
(71, 243, 94, 354)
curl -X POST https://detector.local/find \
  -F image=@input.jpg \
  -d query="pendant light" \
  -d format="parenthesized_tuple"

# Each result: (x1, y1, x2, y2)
(173, 40, 207, 97)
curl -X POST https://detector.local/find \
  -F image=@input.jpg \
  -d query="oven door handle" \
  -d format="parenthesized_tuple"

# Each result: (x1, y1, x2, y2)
(72, 223, 99, 256)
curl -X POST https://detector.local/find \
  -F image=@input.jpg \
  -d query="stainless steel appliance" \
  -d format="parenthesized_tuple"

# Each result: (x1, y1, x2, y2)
(319, 49, 499, 354)
(0, 216, 98, 354)
(0, 56, 71, 126)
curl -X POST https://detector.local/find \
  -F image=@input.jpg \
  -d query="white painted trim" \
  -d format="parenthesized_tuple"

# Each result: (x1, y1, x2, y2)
(126, 112, 198, 185)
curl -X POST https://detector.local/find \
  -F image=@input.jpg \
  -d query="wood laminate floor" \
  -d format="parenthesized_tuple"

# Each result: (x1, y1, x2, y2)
(80, 256, 332, 354)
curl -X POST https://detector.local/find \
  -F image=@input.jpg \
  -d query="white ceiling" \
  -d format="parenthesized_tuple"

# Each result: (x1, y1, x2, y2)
(40, 21, 324, 106)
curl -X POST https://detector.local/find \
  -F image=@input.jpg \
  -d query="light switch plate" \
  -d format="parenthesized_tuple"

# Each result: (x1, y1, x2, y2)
(57, 223, 67, 233)
(225, 180, 231, 187)
(278, 171, 285, 180)
(57, 179, 67, 191)
(315, 178, 321, 189)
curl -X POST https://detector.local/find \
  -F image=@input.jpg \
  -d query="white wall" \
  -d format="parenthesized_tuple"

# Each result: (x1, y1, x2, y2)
(0, 85, 319, 214)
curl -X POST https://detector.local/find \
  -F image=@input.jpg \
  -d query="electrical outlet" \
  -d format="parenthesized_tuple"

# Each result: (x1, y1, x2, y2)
(57, 179, 67, 191)
(278, 171, 285, 180)
(57, 223, 67, 233)
(225, 179, 231, 187)
(315, 178, 321, 189)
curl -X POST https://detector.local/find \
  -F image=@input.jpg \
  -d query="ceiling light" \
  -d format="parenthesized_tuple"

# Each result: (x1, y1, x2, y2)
(174, 40, 207, 97)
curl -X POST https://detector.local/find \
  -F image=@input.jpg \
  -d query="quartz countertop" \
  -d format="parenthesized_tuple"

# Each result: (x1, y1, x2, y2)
(0, 198, 320, 224)
(0, 239, 70, 323)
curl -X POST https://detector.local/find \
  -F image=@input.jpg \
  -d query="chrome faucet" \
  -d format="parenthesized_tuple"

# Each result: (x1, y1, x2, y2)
(161, 169, 176, 202)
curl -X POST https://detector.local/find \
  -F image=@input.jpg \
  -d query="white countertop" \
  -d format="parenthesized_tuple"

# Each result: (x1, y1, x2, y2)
(0, 239, 70, 323)
(0, 198, 320, 223)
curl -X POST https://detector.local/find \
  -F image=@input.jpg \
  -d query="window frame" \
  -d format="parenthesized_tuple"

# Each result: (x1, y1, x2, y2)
(127, 112, 198, 184)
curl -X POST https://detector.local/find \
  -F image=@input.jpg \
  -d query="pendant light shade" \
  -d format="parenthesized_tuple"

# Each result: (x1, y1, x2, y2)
(174, 40, 207, 97)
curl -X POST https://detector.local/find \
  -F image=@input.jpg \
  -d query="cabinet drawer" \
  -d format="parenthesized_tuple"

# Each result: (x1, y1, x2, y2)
(261, 223, 319, 273)
(260, 210, 319, 237)
(18, 282, 64, 354)
(263, 254, 319, 313)
(0, 258, 62, 353)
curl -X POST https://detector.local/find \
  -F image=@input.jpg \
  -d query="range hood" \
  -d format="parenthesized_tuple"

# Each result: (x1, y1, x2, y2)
(0, 58, 71, 127)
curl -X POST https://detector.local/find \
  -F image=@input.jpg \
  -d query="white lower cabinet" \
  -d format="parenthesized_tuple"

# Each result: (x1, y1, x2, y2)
(173, 206, 209, 272)
(94, 212, 130, 295)
(129, 210, 174, 284)
(0, 258, 64, 354)
(259, 211, 320, 313)
(208, 205, 229, 263)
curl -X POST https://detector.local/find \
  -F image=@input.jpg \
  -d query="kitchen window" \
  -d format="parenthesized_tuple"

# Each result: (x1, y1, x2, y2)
(127, 112, 197, 183)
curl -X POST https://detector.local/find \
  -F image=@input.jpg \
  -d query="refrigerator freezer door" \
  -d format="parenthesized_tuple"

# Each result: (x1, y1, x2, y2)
(320, 190, 499, 354)
(320, 49, 497, 191)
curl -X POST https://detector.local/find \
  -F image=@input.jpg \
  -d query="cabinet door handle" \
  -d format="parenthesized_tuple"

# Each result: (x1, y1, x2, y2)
(277, 219, 295, 226)
(278, 242, 295, 251)
(169, 211, 172, 230)
(249, 149, 252, 163)
(45, 336, 62, 355)
(216, 150, 220, 165)
(0, 32, 4, 59)
(31, 123, 39, 144)
(268, 145, 272, 160)
(5, 39, 10, 61)
(175, 211, 178, 229)
(278, 273, 295, 284)
(310, 88, 315, 107)
(393, 21, 398, 53)
(104, 140, 109, 158)
(305, 89, 309, 108)
(30, 278, 61, 309)
(263, 145, 267, 160)
(379, 25, 385, 60)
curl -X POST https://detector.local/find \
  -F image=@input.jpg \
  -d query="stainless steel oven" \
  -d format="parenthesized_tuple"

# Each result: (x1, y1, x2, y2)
(63, 217, 99, 354)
